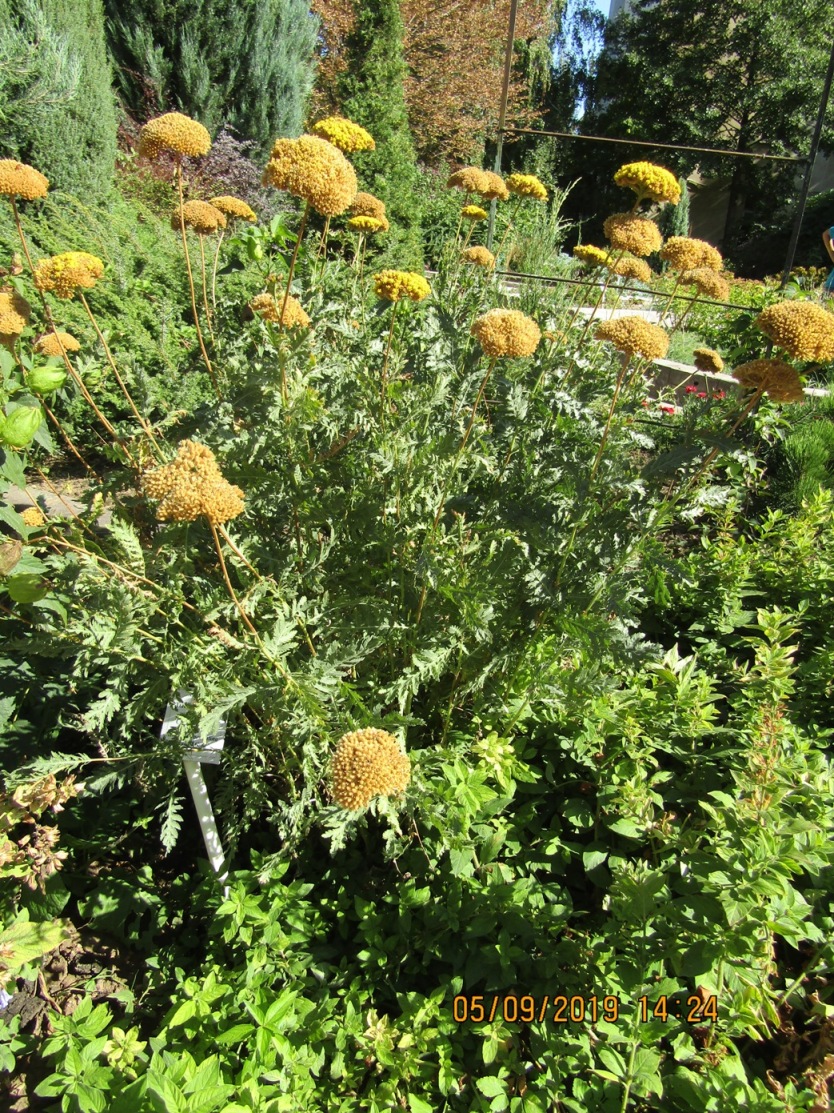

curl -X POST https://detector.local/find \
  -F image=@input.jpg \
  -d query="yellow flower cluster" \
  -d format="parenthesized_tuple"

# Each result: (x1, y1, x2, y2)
(595, 316, 669, 360)
(209, 196, 257, 221)
(461, 204, 488, 221)
(0, 288, 31, 337)
(660, 236, 722, 272)
(20, 507, 46, 528)
(143, 440, 245, 525)
(263, 135, 357, 217)
(573, 244, 610, 267)
(249, 292, 311, 329)
(447, 167, 489, 193)
(34, 252, 104, 299)
(0, 159, 49, 201)
(471, 308, 541, 357)
(373, 270, 431, 302)
(173, 200, 227, 234)
(680, 267, 729, 301)
(603, 212, 663, 257)
(693, 347, 724, 374)
(311, 116, 376, 153)
(614, 161, 681, 205)
(461, 246, 495, 269)
(754, 301, 834, 362)
(139, 112, 211, 159)
(609, 256, 653, 283)
(347, 215, 384, 234)
(733, 359, 804, 403)
(331, 728, 411, 810)
(34, 331, 80, 356)
(506, 173, 548, 201)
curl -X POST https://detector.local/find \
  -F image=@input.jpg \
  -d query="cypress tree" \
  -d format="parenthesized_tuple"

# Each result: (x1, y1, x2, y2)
(338, 0, 424, 268)
(0, 0, 117, 198)
(104, 0, 319, 156)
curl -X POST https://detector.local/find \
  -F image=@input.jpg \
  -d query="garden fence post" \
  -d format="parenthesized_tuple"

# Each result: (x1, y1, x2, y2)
(160, 692, 230, 900)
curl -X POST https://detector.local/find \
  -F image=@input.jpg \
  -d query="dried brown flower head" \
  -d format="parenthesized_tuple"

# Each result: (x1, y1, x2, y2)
(173, 200, 227, 234)
(209, 196, 257, 221)
(609, 256, 653, 283)
(693, 347, 724, 374)
(143, 439, 245, 524)
(479, 171, 510, 201)
(33, 331, 80, 356)
(33, 252, 104, 299)
(350, 192, 387, 220)
(249, 292, 311, 329)
(603, 213, 663, 257)
(595, 316, 669, 360)
(754, 301, 834, 362)
(471, 308, 541, 357)
(447, 167, 490, 194)
(680, 268, 729, 301)
(461, 246, 495, 269)
(263, 135, 358, 217)
(733, 359, 804, 403)
(331, 728, 411, 810)
(0, 288, 31, 336)
(660, 236, 722, 272)
(0, 160, 49, 201)
(139, 112, 211, 159)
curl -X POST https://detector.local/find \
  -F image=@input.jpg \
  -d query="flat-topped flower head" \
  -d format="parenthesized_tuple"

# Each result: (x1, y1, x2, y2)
(373, 270, 431, 302)
(143, 439, 245, 525)
(311, 116, 375, 153)
(609, 256, 653, 283)
(20, 506, 46, 529)
(573, 244, 610, 268)
(471, 308, 541, 357)
(461, 246, 495, 270)
(331, 728, 411, 810)
(263, 134, 357, 216)
(603, 212, 663, 257)
(595, 316, 669, 360)
(34, 252, 104, 299)
(209, 195, 257, 222)
(34, 331, 81, 356)
(350, 192, 386, 220)
(693, 347, 724, 374)
(614, 161, 681, 205)
(680, 267, 729, 300)
(754, 301, 834, 362)
(506, 173, 548, 201)
(461, 204, 488, 221)
(733, 358, 804, 403)
(447, 167, 490, 194)
(139, 112, 211, 159)
(479, 171, 510, 201)
(173, 200, 227, 234)
(347, 215, 384, 234)
(660, 236, 722, 272)
(0, 288, 31, 336)
(0, 160, 49, 201)
(249, 292, 311, 329)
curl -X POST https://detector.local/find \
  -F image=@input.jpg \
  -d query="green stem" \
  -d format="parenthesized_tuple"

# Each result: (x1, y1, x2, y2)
(176, 164, 221, 400)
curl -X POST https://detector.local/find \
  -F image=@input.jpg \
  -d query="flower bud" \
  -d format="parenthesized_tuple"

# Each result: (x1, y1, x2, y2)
(27, 366, 67, 395)
(1, 405, 44, 448)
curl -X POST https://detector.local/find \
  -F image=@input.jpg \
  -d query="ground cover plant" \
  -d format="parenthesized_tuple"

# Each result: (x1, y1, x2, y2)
(0, 124, 833, 1113)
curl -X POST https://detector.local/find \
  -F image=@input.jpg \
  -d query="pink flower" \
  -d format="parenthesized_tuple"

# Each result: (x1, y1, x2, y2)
(696, 391, 707, 398)
(685, 385, 698, 394)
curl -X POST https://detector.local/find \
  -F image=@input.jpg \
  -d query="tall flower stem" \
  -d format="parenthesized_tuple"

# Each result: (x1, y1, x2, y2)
(280, 200, 310, 333)
(78, 293, 162, 454)
(175, 163, 222, 401)
(380, 300, 400, 430)
(211, 228, 226, 311)
(210, 521, 258, 637)
(493, 196, 522, 269)
(198, 234, 216, 345)
(9, 199, 138, 466)
(318, 216, 331, 260)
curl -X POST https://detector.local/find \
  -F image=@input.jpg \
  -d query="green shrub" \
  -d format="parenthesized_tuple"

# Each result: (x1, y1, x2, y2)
(0, 0, 117, 200)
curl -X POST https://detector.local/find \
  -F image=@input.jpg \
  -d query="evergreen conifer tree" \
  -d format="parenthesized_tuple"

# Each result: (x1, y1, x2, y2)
(104, 0, 319, 156)
(0, 0, 117, 198)
(338, 0, 424, 267)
